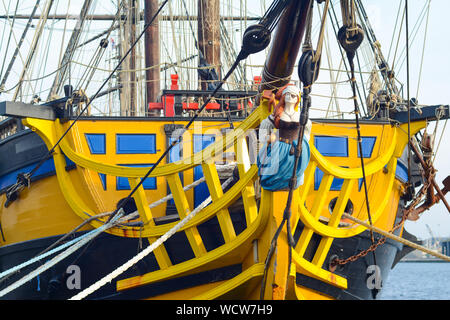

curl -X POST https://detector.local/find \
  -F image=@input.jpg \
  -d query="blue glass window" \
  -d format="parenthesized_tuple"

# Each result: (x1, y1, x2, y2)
(314, 136, 348, 157)
(85, 134, 106, 154)
(167, 136, 183, 206)
(358, 137, 377, 158)
(116, 164, 156, 190)
(193, 134, 215, 207)
(315, 167, 347, 191)
(395, 162, 409, 183)
(116, 134, 156, 154)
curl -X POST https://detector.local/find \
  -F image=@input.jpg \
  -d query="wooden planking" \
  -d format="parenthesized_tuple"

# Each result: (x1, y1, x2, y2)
(311, 179, 356, 267)
(201, 161, 236, 243)
(165, 173, 207, 257)
(235, 136, 258, 225)
(129, 178, 172, 269)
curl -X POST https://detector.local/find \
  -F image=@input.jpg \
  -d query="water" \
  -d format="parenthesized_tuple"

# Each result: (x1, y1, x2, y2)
(379, 262, 450, 300)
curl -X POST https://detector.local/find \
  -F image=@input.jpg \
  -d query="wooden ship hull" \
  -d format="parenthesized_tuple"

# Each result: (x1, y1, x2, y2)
(0, 98, 427, 299)
(0, 0, 448, 300)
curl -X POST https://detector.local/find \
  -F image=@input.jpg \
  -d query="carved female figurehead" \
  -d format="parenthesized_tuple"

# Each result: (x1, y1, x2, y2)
(272, 84, 301, 128)
(257, 83, 311, 191)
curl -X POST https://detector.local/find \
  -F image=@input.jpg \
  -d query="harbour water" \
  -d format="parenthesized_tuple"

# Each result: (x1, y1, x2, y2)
(379, 262, 450, 300)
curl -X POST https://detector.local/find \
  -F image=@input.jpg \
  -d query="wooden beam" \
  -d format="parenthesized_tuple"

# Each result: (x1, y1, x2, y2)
(145, 0, 160, 106)
(198, 0, 221, 90)
(47, 0, 94, 100)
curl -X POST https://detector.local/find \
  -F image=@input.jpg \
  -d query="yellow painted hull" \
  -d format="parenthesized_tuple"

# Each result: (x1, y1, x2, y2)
(0, 100, 425, 300)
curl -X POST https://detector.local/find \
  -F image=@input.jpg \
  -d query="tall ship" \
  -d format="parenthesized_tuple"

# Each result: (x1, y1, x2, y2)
(0, 0, 448, 300)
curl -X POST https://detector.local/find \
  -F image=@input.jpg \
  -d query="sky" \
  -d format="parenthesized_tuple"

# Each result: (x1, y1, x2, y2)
(0, 0, 449, 240)
(362, 0, 450, 240)
(246, 0, 450, 240)
(239, 0, 450, 239)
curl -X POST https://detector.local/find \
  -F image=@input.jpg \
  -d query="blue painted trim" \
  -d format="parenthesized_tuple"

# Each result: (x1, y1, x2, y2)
(0, 155, 75, 193)
(357, 136, 377, 158)
(314, 167, 346, 191)
(395, 162, 409, 183)
(167, 137, 182, 206)
(116, 164, 157, 190)
(0, 160, 54, 192)
(193, 134, 215, 207)
(314, 136, 348, 157)
(358, 178, 364, 191)
(98, 173, 107, 190)
(85, 134, 106, 154)
(116, 134, 156, 154)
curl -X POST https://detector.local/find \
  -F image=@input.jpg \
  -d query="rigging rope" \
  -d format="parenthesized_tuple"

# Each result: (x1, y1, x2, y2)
(328, 0, 367, 117)
(75, 6, 120, 94)
(259, 0, 330, 300)
(0, 0, 17, 82)
(336, 0, 379, 276)
(3, 0, 170, 207)
(1, 1, 286, 298)
(5, 0, 284, 299)
(405, 0, 413, 195)
(340, 212, 450, 262)
(415, 0, 431, 100)
(4, 0, 288, 231)
(12, 0, 54, 102)
(69, 177, 233, 300)
(0, 174, 210, 285)
(0, 0, 41, 96)
(0, 212, 115, 283)
(0, 209, 125, 298)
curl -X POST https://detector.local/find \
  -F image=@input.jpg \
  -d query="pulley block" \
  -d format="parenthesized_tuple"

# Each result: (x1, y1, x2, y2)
(240, 24, 272, 60)
(298, 50, 321, 87)
(337, 25, 365, 58)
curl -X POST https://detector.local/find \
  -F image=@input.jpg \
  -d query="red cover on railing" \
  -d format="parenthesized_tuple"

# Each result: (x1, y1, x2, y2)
(182, 102, 199, 110)
(162, 95, 175, 117)
(148, 102, 163, 110)
(206, 102, 220, 110)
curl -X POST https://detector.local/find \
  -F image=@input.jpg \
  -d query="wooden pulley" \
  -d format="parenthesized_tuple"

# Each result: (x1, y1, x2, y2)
(240, 24, 271, 59)
(337, 25, 364, 57)
(297, 50, 321, 87)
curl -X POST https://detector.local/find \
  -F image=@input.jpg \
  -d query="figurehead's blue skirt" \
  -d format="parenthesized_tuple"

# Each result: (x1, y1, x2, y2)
(257, 138, 310, 191)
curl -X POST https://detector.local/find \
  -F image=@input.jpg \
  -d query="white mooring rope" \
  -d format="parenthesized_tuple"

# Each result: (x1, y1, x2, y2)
(69, 177, 233, 300)
(0, 210, 125, 298)
(0, 175, 214, 283)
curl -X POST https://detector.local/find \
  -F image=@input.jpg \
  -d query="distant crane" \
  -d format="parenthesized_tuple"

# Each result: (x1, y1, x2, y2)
(425, 224, 439, 248)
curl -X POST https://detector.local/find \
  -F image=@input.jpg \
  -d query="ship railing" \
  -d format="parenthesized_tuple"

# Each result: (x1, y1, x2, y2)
(160, 89, 257, 118)
(258, 105, 425, 297)
(0, 117, 23, 141)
